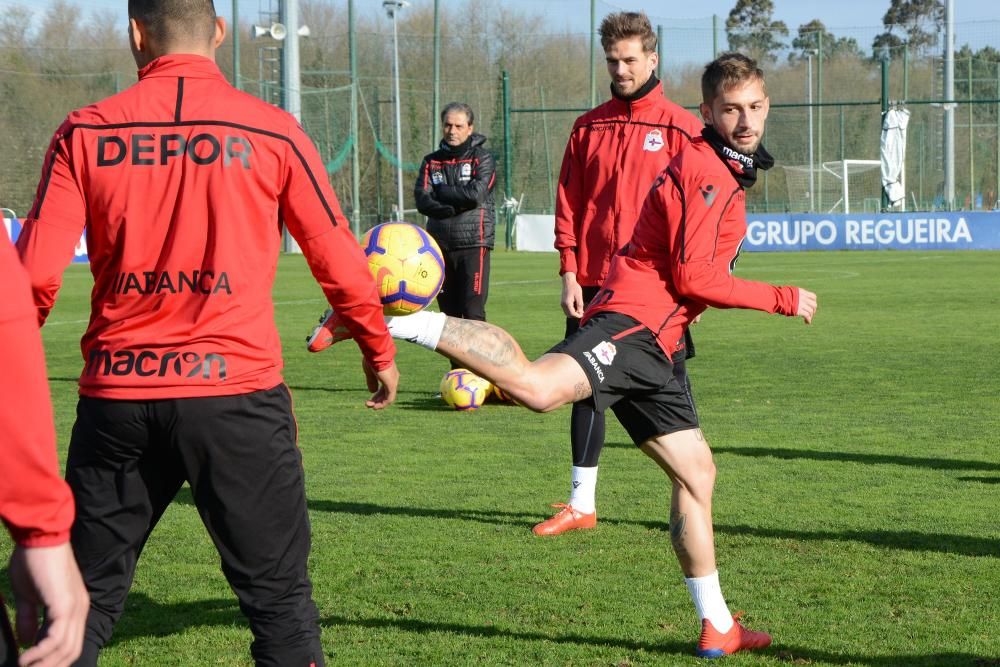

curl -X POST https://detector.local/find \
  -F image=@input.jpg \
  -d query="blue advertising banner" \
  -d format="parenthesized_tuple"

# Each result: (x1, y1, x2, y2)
(3, 217, 89, 263)
(744, 212, 1000, 252)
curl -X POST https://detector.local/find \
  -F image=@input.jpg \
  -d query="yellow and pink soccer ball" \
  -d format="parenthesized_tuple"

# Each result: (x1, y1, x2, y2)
(362, 222, 445, 316)
(440, 369, 493, 411)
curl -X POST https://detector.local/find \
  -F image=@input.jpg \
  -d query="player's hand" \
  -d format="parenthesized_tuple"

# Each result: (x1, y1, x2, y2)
(797, 288, 818, 324)
(9, 544, 89, 667)
(560, 272, 584, 318)
(363, 359, 399, 410)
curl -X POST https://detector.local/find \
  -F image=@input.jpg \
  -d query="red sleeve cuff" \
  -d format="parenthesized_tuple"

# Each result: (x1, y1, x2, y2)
(7, 526, 71, 548)
(559, 247, 578, 275)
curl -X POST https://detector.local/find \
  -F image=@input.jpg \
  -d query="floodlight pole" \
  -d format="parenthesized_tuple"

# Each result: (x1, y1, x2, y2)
(944, 0, 955, 209)
(349, 0, 360, 236)
(384, 1, 407, 219)
(281, 0, 302, 252)
(281, 0, 301, 121)
(589, 0, 596, 108)
(232, 0, 240, 89)
(806, 50, 816, 212)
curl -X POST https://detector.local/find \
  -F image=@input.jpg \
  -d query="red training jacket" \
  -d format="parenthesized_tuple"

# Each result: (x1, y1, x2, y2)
(554, 81, 702, 286)
(17, 54, 394, 399)
(585, 137, 799, 356)
(0, 236, 74, 546)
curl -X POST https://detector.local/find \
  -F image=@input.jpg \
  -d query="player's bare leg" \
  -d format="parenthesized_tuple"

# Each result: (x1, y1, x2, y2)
(641, 428, 771, 658)
(309, 309, 589, 411)
(432, 317, 588, 412)
(641, 429, 718, 576)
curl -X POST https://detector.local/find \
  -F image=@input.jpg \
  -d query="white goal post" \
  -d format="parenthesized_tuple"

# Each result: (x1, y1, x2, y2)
(782, 160, 882, 214)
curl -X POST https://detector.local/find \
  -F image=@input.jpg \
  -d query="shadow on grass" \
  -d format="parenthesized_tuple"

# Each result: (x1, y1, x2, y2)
(107, 592, 240, 643)
(958, 476, 1000, 485)
(285, 385, 361, 395)
(319, 613, 992, 666)
(1, 570, 994, 665)
(291, 499, 1000, 559)
(309, 499, 539, 530)
(713, 446, 1000, 472)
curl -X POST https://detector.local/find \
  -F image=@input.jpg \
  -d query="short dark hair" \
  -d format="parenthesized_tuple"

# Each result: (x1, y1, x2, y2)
(701, 52, 766, 104)
(440, 102, 474, 126)
(599, 12, 656, 54)
(128, 0, 217, 47)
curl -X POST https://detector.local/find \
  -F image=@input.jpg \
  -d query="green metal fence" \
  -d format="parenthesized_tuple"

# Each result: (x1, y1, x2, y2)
(2, 2, 999, 246)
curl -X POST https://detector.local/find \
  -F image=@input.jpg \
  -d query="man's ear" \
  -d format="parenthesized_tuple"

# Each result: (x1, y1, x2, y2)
(129, 18, 145, 55)
(213, 17, 226, 49)
(699, 102, 713, 126)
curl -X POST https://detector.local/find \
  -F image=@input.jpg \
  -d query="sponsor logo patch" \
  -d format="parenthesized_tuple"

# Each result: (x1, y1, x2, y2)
(643, 129, 664, 152)
(460, 163, 472, 181)
(431, 171, 444, 185)
(592, 341, 617, 365)
(85, 349, 227, 380)
(700, 184, 718, 207)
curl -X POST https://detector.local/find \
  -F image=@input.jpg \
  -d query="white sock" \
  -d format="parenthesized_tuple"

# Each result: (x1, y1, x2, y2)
(385, 311, 446, 350)
(568, 466, 598, 514)
(684, 571, 733, 633)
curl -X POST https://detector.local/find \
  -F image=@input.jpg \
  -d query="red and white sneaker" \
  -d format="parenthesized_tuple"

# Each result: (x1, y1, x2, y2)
(695, 612, 771, 659)
(531, 503, 596, 536)
(306, 309, 352, 352)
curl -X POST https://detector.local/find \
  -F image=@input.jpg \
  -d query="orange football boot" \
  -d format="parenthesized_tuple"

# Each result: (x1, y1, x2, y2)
(695, 612, 771, 659)
(531, 503, 596, 536)
(306, 309, 352, 352)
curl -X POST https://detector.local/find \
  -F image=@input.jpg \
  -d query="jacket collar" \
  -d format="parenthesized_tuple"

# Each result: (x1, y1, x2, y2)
(137, 54, 226, 81)
(608, 76, 663, 113)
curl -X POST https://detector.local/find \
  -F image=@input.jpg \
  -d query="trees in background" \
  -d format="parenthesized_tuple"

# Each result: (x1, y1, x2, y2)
(0, 0, 996, 217)
(872, 0, 944, 56)
(789, 20, 864, 63)
(724, 0, 787, 63)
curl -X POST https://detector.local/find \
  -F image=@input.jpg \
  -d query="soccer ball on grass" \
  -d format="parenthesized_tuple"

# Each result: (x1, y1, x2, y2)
(440, 369, 493, 411)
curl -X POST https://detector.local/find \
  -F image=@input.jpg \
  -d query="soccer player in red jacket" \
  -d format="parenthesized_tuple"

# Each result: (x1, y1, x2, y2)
(369, 53, 818, 658)
(1, 238, 89, 667)
(16, 1, 398, 665)
(542, 11, 703, 537)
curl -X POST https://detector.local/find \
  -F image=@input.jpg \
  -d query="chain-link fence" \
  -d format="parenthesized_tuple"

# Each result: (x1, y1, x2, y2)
(2, 1, 998, 240)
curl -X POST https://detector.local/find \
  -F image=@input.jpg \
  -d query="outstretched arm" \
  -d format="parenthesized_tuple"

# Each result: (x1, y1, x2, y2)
(665, 171, 813, 322)
(279, 118, 398, 407)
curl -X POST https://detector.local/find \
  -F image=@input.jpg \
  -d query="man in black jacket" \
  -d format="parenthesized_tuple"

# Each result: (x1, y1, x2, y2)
(414, 103, 496, 323)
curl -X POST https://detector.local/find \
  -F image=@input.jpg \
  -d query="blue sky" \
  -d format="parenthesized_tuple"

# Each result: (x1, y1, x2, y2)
(5, 0, 997, 48)
(486, 0, 998, 32)
(6, 1, 997, 29)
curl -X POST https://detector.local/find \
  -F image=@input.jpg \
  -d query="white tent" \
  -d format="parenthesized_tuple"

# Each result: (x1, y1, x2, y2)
(880, 107, 910, 210)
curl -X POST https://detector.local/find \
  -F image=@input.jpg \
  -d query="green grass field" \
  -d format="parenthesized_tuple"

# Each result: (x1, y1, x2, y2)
(3, 249, 999, 666)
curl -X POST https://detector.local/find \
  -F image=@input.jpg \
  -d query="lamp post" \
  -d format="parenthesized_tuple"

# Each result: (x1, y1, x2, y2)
(806, 49, 817, 212)
(383, 1, 409, 220)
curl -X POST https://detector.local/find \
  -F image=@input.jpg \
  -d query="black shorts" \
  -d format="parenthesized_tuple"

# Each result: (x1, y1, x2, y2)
(548, 312, 699, 444)
(66, 384, 323, 666)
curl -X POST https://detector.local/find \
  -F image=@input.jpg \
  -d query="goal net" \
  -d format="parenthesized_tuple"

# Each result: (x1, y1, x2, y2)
(782, 160, 882, 214)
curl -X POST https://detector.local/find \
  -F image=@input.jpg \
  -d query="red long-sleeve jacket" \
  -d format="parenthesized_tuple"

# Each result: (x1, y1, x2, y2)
(0, 236, 74, 547)
(585, 137, 799, 356)
(554, 80, 702, 286)
(16, 55, 394, 399)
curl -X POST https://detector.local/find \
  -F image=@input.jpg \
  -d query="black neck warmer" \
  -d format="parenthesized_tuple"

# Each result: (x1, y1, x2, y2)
(700, 125, 774, 188)
(611, 74, 659, 103)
